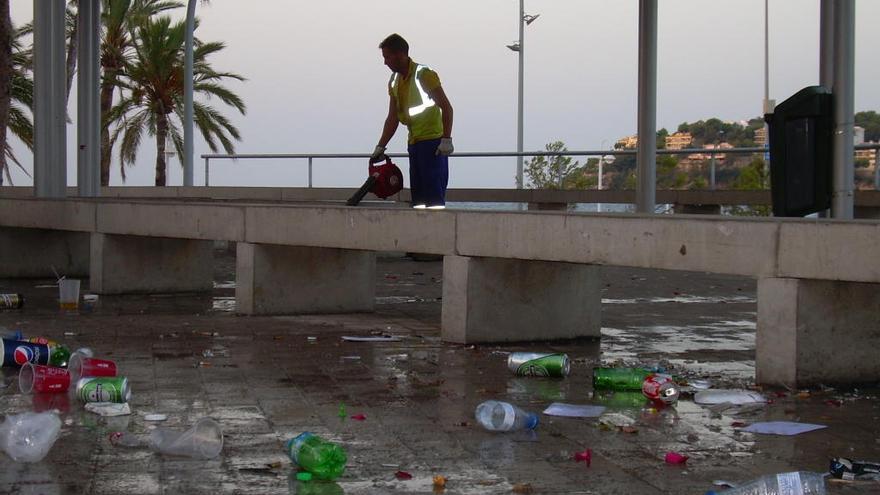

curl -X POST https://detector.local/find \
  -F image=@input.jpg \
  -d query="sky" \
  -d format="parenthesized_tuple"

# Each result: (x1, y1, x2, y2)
(8, 0, 880, 189)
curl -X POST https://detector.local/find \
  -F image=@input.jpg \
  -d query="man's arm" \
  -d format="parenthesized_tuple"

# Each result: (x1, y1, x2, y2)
(429, 85, 453, 138)
(378, 95, 400, 147)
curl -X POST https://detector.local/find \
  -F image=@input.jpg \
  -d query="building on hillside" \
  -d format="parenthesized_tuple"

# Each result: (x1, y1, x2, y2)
(665, 132, 693, 150)
(855, 126, 865, 145)
(616, 135, 638, 149)
(754, 126, 767, 147)
(855, 146, 877, 169)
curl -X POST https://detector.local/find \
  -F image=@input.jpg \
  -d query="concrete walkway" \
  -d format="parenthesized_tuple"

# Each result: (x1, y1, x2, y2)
(0, 251, 876, 494)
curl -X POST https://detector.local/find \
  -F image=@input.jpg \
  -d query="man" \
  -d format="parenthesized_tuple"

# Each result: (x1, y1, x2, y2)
(372, 34, 453, 209)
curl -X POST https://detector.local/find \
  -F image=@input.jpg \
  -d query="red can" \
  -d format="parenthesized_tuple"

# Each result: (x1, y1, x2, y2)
(642, 374, 680, 405)
(68, 352, 117, 382)
(19, 363, 71, 394)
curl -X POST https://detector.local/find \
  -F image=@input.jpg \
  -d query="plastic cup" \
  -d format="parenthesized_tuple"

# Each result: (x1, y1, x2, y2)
(58, 279, 81, 310)
(149, 417, 223, 459)
(68, 352, 117, 382)
(19, 363, 71, 394)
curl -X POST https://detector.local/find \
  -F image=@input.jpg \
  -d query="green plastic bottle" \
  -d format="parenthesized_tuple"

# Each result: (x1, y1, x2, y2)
(286, 432, 347, 481)
(592, 367, 651, 390)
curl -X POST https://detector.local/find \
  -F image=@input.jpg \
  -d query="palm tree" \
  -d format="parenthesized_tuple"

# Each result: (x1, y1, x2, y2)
(108, 15, 244, 186)
(0, 23, 35, 185)
(101, 0, 181, 185)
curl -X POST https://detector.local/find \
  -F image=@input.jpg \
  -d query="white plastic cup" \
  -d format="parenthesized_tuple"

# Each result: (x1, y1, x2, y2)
(149, 418, 223, 459)
(58, 279, 81, 310)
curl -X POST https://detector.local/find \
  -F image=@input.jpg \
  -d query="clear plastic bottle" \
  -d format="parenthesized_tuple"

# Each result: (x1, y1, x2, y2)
(474, 400, 539, 432)
(707, 471, 827, 495)
(0, 326, 22, 340)
(286, 432, 347, 481)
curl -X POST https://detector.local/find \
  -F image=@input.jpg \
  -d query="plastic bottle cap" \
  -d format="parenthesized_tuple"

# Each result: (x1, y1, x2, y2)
(296, 472, 312, 482)
(526, 413, 539, 429)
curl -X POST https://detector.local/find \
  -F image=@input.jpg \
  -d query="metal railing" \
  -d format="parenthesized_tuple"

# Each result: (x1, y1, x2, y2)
(201, 144, 880, 191)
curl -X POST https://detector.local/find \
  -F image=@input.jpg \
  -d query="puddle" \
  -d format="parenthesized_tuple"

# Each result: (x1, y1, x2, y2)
(602, 295, 756, 304)
(212, 297, 236, 312)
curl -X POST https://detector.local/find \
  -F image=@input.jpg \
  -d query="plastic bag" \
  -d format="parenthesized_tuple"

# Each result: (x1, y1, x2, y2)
(0, 411, 62, 462)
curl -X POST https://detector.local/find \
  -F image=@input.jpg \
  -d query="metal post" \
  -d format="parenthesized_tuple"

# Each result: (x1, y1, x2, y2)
(831, 0, 854, 219)
(308, 157, 313, 188)
(204, 157, 209, 186)
(819, 0, 834, 217)
(709, 152, 716, 190)
(33, 0, 67, 198)
(636, 0, 657, 213)
(183, 0, 196, 186)
(820, 0, 835, 88)
(76, 0, 100, 197)
(597, 155, 604, 213)
(515, 0, 524, 189)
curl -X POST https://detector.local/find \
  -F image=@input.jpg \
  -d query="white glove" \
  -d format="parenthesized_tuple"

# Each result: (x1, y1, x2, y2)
(370, 145, 386, 161)
(436, 138, 454, 156)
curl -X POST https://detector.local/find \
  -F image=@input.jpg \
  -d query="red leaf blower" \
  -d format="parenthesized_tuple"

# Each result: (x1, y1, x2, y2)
(347, 155, 404, 206)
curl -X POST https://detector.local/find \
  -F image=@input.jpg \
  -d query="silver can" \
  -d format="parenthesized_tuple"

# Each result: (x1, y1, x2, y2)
(507, 352, 571, 377)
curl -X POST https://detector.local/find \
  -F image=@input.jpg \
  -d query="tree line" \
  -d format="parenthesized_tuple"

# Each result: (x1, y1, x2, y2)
(0, 0, 245, 186)
(527, 112, 878, 193)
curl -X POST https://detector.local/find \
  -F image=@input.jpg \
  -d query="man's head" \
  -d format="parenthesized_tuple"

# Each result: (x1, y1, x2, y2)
(380, 33, 409, 74)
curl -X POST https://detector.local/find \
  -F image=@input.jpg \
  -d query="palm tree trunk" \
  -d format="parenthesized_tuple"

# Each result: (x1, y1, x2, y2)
(65, 0, 78, 105)
(0, 0, 11, 186)
(99, 81, 114, 185)
(155, 112, 168, 186)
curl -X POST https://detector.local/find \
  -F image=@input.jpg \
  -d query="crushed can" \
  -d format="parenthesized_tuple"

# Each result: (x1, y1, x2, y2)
(641, 374, 680, 405)
(507, 352, 571, 377)
(76, 376, 131, 403)
(0, 293, 24, 310)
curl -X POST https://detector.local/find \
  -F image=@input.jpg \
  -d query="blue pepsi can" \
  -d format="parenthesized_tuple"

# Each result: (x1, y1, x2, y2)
(0, 338, 50, 367)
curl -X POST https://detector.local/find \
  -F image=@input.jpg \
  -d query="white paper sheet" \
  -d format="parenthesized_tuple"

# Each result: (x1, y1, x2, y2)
(740, 421, 827, 436)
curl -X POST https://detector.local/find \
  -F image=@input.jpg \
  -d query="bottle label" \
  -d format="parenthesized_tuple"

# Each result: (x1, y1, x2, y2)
(776, 472, 803, 495)
(289, 432, 314, 465)
(499, 402, 516, 431)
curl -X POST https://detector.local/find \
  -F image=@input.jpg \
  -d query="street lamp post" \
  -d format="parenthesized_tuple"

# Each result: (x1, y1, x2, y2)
(597, 153, 615, 212)
(507, 1, 539, 189)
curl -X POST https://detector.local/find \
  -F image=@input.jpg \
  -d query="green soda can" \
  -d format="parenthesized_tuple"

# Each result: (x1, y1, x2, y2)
(592, 367, 651, 390)
(508, 352, 571, 377)
(76, 376, 131, 403)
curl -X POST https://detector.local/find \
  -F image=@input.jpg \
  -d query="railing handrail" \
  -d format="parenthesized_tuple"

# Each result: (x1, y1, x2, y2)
(199, 144, 880, 188)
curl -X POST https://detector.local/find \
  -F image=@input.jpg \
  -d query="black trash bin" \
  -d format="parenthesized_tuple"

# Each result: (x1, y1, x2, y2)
(764, 86, 833, 217)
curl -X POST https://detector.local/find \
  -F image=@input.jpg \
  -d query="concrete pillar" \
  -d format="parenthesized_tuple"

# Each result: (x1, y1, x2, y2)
(33, 0, 67, 198)
(236, 243, 375, 315)
(0, 228, 89, 277)
(90, 233, 213, 294)
(441, 255, 601, 343)
(76, 0, 101, 197)
(757, 277, 880, 387)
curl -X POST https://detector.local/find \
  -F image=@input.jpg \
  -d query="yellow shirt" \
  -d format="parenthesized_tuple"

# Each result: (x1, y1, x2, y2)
(389, 59, 444, 144)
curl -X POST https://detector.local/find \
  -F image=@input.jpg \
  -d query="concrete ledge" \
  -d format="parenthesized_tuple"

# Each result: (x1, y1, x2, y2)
(236, 243, 375, 315)
(0, 198, 95, 232)
(90, 233, 214, 294)
(245, 206, 456, 254)
(96, 201, 245, 241)
(441, 255, 601, 343)
(455, 212, 780, 278)
(0, 228, 89, 277)
(777, 221, 880, 283)
(757, 277, 880, 387)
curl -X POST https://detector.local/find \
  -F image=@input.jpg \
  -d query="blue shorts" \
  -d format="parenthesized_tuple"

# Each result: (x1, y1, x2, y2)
(407, 138, 448, 207)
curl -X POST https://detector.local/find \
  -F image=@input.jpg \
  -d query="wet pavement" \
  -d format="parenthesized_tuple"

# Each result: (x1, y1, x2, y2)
(0, 248, 879, 494)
